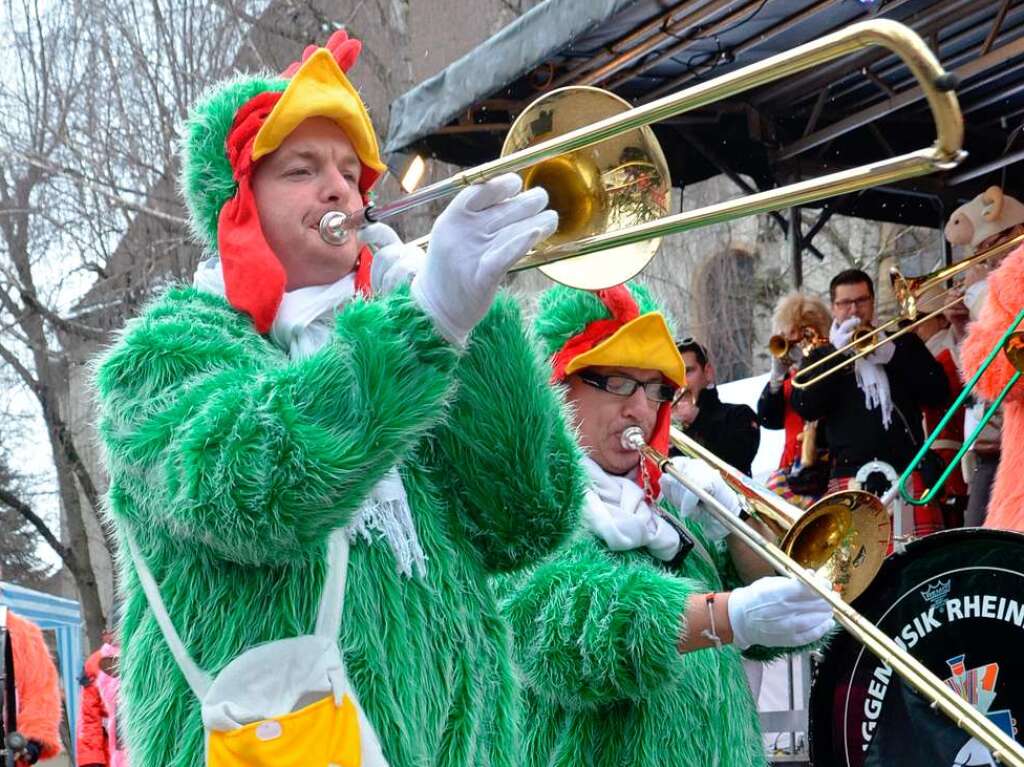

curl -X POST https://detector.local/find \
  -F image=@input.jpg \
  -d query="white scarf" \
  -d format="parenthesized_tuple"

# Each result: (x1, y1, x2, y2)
(581, 456, 682, 562)
(193, 258, 427, 578)
(853, 347, 894, 431)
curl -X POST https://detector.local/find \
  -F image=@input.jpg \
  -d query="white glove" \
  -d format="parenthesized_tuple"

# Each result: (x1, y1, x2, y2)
(661, 457, 742, 542)
(727, 575, 835, 649)
(829, 317, 861, 350)
(411, 173, 558, 346)
(361, 223, 425, 296)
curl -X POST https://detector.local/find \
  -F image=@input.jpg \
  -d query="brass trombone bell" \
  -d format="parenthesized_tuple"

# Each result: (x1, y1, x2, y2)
(792, 232, 1024, 389)
(319, 20, 963, 290)
(667, 426, 889, 602)
(500, 87, 671, 290)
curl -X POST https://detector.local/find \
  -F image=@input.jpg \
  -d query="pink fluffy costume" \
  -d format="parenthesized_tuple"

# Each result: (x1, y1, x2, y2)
(960, 242, 1024, 531)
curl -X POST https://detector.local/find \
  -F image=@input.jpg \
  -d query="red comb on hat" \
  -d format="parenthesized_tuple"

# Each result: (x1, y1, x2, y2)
(281, 29, 362, 77)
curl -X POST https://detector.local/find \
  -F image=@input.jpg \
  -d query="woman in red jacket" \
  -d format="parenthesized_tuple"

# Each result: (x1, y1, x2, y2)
(76, 646, 108, 766)
(757, 292, 832, 508)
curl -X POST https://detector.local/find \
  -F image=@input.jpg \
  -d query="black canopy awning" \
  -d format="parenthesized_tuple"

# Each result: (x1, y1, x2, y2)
(385, 0, 1024, 230)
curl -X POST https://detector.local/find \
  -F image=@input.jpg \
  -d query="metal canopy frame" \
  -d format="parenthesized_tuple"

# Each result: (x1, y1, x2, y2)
(384, 0, 1024, 281)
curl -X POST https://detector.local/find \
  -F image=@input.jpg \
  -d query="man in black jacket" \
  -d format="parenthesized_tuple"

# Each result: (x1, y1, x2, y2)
(673, 338, 760, 476)
(791, 269, 950, 533)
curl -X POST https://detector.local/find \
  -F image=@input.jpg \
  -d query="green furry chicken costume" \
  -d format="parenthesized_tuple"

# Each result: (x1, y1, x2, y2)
(94, 34, 583, 767)
(498, 283, 813, 767)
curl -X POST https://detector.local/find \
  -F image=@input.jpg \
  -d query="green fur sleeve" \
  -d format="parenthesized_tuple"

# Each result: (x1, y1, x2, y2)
(428, 292, 585, 572)
(498, 535, 701, 708)
(95, 285, 457, 565)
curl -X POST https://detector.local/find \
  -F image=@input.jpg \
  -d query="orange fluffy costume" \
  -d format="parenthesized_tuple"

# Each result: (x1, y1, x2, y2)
(5, 610, 63, 764)
(960, 242, 1024, 531)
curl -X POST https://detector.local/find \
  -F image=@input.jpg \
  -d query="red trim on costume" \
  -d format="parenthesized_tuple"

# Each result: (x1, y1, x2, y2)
(550, 318, 625, 382)
(219, 92, 287, 334)
(779, 376, 805, 470)
(595, 285, 641, 324)
(552, 285, 667, 501)
(354, 245, 373, 297)
(282, 30, 363, 79)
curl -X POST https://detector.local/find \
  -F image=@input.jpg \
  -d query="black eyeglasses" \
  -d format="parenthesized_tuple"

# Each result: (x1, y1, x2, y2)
(577, 371, 677, 403)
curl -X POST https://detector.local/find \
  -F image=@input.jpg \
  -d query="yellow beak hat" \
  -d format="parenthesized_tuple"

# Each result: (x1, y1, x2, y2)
(252, 48, 386, 179)
(547, 284, 686, 388)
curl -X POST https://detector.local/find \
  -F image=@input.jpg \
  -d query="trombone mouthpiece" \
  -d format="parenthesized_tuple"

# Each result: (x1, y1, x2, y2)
(319, 211, 350, 245)
(621, 426, 646, 451)
(318, 206, 373, 245)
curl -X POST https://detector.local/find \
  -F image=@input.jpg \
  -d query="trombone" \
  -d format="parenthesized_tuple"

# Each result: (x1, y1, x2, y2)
(898, 308, 1024, 506)
(622, 426, 1024, 767)
(791, 231, 1024, 389)
(321, 19, 963, 291)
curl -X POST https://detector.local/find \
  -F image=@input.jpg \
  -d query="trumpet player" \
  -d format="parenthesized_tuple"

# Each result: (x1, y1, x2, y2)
(757, 293, 831, 508)
(498, 281, 834, 767)
(791, 269, 949, 535)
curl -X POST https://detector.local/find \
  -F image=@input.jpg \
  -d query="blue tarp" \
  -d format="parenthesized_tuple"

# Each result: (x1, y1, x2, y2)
(2, 581, 84, 756)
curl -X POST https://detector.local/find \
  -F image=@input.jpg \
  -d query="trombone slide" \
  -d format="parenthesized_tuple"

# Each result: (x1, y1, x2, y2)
(621, 426, 1024, 766)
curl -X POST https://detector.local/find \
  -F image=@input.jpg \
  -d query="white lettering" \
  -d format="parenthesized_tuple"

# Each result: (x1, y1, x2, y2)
(946, 598, 963, 623)
(1006, 599, 1024, 627)
(901, 622, 920, 649)
(862, 720, 876, 750)
(983, 595, 998, 619)
(864, 697, 883, 719)
(920, 607, 942, 633)
(964, 595, 982, 618)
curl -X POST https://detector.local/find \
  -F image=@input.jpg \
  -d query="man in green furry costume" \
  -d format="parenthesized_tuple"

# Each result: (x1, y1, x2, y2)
(94, 32, 583, 767)
(499, 282, 834, 767)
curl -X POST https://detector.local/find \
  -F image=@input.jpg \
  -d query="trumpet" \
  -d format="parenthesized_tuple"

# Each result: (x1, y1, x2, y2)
(621, 426, 1024, 767)
(768, 326, 828, 362)
(792, 231, 1024, 389)
(320, 20, 962, 291)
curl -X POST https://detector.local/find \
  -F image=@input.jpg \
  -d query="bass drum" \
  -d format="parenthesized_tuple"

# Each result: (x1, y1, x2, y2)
(809, 528, 1024, 767)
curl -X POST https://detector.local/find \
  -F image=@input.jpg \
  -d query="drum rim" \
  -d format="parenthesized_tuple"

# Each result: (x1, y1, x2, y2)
(808, 527, 1024, 766)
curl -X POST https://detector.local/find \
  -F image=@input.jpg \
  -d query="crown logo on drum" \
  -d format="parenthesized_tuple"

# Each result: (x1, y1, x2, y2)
(921, 579, 952, 607)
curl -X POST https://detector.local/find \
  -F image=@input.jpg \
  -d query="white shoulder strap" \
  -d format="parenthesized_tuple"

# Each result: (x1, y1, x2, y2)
(0, 606, 7, 629)
(125, 531, 212, 698)
(126, 527, 348, 696)
(315, 528, 349, 641)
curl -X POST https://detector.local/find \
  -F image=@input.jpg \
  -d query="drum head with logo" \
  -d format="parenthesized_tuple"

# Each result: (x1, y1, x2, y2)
(809, 528, 1024, 767)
